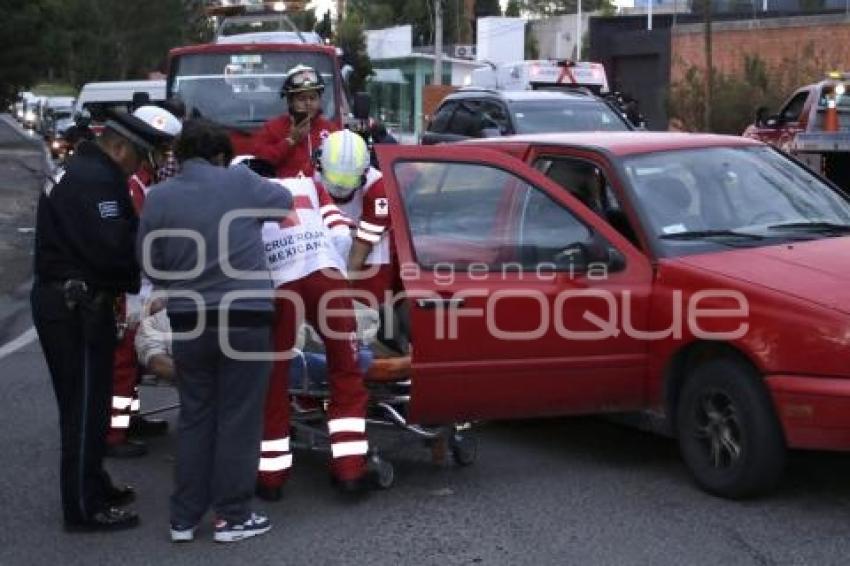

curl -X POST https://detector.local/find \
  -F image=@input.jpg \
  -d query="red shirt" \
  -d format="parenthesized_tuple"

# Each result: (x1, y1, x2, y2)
(252, 114, 338, 179)
(128, 166, 153, 215)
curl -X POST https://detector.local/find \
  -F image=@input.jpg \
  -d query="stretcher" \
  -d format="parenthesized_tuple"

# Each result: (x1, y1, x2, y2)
(139, 351, 478, 489)
(287, 352, 478, 488)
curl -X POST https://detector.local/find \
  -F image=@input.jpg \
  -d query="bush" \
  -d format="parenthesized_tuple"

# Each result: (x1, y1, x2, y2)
(669, 42, 830, 134)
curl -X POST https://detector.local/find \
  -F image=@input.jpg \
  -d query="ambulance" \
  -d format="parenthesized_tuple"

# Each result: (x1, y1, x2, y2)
(470, 59, 610, 95)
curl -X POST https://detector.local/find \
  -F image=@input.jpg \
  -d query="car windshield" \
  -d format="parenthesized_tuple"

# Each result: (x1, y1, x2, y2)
(510, 99, 629, 134)
(170, 51, 337, 128)
(622, 146, 850, 256)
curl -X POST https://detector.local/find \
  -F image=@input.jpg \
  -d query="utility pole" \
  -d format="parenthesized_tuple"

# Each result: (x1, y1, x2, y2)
(576, 0, 582, 59)
(433, 0, 443, 85)
(648, 0, 653, 31)
(703, 0, 713, 132)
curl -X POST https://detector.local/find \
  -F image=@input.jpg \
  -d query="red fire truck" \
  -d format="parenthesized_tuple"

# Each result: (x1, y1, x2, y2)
(165, 3, 364, 155)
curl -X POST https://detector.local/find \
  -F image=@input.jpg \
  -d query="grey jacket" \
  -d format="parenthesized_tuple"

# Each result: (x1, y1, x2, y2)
(138, 159, 292, 316)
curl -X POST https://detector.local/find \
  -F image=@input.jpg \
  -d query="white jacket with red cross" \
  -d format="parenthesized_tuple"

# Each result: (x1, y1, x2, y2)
(262, 176, 353, 287)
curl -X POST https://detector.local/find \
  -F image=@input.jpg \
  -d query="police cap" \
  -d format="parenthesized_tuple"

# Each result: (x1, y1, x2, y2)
(104, 109, 174, 153)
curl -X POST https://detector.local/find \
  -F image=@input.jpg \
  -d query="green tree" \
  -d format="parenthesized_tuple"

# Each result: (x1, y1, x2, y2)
(316, 10, 334, 41)
(346, 0, 466, 47)
(0, 0, 53, 104)
(27, 0, 213, 90)
(505, 0, 522, 17)
(525, 23, 539, 59)
(520, 0, 613, 16)
(475, 0, 502, 17)
(336, 16, 373, 96)
(288, 9, 318, 33)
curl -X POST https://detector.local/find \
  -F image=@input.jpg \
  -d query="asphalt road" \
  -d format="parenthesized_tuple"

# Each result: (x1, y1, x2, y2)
(0, 116, 49, 345)
(2, 116, 850, 566)
(4, 341, 850, 566)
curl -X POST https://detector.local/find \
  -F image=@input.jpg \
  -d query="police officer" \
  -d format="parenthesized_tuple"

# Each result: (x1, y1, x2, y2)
(31, 111, 173, 532)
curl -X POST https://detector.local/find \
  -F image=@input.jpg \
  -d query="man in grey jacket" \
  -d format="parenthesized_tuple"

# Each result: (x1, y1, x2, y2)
(137, 119, 292, 543)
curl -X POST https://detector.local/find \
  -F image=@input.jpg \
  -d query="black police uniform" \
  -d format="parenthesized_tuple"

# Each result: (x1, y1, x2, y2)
(31, 136, 142, 530)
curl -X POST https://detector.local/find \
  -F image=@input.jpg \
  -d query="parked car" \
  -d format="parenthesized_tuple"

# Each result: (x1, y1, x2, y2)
(422, 89, 632, 145)
(375, 132, 850, 498)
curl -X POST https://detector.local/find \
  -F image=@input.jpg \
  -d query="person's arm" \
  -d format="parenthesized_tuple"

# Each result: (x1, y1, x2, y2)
(316, 182, 354, 262)
(348, 239, 372, 274)
(252, 117, 295, 166)
(349, 175, 390, 273)
(147, 354, 175, 382)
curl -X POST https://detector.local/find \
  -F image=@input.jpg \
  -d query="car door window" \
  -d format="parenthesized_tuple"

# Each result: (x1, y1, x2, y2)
(479, 101, 511, 134)
(535, 156, 641, 247)
(429, 102, 456, 133)
(394, 161, 591, 270)
(780, 91, 808, 123)
(447, 101, 482, 137)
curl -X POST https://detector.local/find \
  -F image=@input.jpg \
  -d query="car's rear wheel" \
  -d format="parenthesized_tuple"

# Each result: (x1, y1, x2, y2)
(676, 357, 786, 499)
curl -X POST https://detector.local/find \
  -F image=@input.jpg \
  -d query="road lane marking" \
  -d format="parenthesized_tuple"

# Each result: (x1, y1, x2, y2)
(0, 327, 37, 360)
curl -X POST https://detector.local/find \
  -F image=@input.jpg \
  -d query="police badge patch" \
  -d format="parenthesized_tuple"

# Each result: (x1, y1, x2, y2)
(98, 201, 120, 218)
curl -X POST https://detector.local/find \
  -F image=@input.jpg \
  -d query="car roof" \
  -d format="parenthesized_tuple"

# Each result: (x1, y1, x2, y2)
(446, 89, 596, 103)
(463, 131, 763, 157)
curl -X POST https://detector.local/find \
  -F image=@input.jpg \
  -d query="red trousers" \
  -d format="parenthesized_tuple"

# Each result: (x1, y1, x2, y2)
(107, 326, 139, 445)
(258, 270, 369, 488)
(350, 264, 396, 306)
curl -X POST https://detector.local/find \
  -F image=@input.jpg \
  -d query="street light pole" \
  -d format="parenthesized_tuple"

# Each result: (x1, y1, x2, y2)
(433, 0, 443, 85)
(648, 0, 653, 31)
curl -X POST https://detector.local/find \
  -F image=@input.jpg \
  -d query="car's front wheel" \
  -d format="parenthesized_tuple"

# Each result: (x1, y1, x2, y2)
(676, 357, 786, 499)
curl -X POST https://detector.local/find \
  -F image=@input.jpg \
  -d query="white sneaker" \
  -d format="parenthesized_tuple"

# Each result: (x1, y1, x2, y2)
(170, 523, 196, 542)
(213, 512, 272, 543)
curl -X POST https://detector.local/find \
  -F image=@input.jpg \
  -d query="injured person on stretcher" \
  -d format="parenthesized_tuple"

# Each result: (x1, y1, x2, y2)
(134, 300, 411, 387)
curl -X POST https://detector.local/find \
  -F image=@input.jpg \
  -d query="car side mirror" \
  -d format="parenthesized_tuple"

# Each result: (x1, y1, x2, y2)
(353, 92, 371, 121)
(765, 114, 784, 128)
(555, 235, 626, 274)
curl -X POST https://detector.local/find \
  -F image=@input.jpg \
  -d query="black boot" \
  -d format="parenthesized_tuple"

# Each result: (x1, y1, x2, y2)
(105, 439, 148, 458)
(128, 415, 169, 438)
(64, 507, 140, 532)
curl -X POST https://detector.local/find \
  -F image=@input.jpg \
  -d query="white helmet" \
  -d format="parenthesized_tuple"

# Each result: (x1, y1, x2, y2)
(132, 105, 182, 138)
(319, 129, 370, 199)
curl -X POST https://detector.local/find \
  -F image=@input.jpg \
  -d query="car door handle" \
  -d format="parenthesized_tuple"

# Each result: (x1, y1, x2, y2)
(416, 297, 466, 309)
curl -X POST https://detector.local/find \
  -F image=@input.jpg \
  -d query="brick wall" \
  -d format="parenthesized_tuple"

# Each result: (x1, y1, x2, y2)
(671, 14, 850, 85)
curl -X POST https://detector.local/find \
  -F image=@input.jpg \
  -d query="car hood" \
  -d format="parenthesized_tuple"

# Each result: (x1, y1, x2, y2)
(673, 237, 850, 314)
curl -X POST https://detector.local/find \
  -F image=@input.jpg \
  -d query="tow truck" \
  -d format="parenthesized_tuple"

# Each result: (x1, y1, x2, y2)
(743, 71, 850, 191)
(165, 3, 368, 154)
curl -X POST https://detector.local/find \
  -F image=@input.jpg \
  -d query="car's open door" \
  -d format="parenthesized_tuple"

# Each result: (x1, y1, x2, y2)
(376, 145, 654, 424)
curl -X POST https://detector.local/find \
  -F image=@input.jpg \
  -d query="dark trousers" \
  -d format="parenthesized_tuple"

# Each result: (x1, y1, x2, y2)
(170, 324, 271, 526)
(31, 282, 118, 524)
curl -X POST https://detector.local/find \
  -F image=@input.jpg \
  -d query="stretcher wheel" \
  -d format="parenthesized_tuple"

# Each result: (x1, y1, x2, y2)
(368, 455, 395, 489)
(449, 432, 478, 466)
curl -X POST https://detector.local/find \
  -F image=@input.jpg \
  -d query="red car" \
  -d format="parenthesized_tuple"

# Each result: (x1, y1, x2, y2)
(375, 132, 850, 499)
